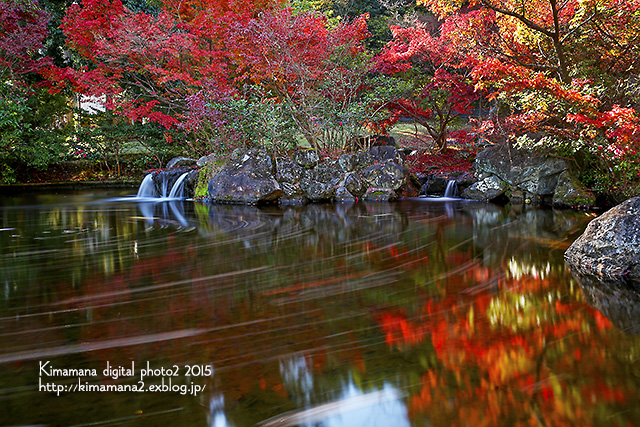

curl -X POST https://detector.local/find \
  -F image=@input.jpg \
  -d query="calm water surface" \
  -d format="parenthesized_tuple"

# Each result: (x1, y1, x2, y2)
(0, 190, 639, 426)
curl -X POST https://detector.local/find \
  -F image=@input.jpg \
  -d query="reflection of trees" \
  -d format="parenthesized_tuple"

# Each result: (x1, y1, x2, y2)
(374, 248, 640, 425)
(2, 194, 639, 426)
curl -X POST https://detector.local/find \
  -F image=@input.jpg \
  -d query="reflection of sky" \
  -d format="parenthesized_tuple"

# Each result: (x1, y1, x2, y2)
(306, 381, 410, 427)
(209, 394, 228, 427)
(207, 378, 410, 427)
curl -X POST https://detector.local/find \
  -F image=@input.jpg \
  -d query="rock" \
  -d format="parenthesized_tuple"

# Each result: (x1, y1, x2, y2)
(369, 146, 400, 164)
(323, 158, 339, 168)
(166, 157, 197, 168)
(280, 181, 304, 198)
(300, 178, 336, 202)
(294, 149, 319, 168)
(208, 146, 282, 204)
(565, 197, 640, 278)
(334, 186, 356, 203)
(355, 151, 374, 171)
(338, 154, 358, 172)
(553, 171, 596, 207)
(193, 156, 230, 200)
(276, 159, 303, 183)
(461, 176, 509, 201)
(371, 135, 396, 147)
(196, 153, 216, 167)
(344, 172, 367, 197)
(363, 188, 398, 202)
(360, 161, 418, 195)
(421, 176, 449, 196)
(311, 163, 343, 185)
(474, 143, 567, 198)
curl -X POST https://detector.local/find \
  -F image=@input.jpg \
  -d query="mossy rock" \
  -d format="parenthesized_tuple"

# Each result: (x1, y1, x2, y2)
(553, 171, 595, 208)
(193, 158, 229, 200)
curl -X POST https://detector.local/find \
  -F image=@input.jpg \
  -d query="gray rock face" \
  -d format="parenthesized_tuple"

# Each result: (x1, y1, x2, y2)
(475, 144, 566, 194)
(369, 146, 400, 164)
(363, 188, 398, 202)
(338, 154, 358, 172)
(310, 164, 343, 185)
(334, 186, 356, 203)
(468, 143, 594, 206)
(166, 157, 197, 168)
(203, 145, 419, 205)
(294, 149, 319, 168)
(553, 171, 596, 207)
(344, 172, 367, 197)
(276, 159, 303, 183)
(462, 176, 509, 201)
(208, 146, 282, 204)
(196, 154, 217, 167)
(565, 197, 640, 278)
(361, 162, 411, 191)
(300, 178, 336, 201)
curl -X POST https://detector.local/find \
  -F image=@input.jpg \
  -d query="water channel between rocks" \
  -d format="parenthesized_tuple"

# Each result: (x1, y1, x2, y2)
(0, 189, 639, 426)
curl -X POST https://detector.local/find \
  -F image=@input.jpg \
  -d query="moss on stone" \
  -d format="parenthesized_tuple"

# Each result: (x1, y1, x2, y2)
(193, 158, 228, 200)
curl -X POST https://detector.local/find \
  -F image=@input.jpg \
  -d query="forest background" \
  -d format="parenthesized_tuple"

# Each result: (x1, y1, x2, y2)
(1, 0, 639, 199)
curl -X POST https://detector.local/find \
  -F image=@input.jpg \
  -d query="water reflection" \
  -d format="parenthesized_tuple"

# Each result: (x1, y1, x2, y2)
(0, 191, 639, 426)
(570, 269, 640, 335)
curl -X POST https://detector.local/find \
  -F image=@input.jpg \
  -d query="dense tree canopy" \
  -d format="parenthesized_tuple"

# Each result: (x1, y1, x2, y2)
(0, 0, 639, 193)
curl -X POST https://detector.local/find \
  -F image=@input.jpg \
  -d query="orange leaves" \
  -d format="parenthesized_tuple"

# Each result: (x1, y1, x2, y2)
(373, 256, 632, 425)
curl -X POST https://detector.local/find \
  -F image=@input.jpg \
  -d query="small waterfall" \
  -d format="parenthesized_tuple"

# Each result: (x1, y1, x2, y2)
(160, 177, 170, 198)
(168, 172, 189, 199)
(444, 180, 458, 198)
(137, 174, 156, 198)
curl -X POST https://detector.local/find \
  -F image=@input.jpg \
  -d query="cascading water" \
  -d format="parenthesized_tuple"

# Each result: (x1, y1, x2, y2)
(136, 174, 156, 198)
(444, 180, 459, 198)
(136, 171, 190, 199)
(168, 172, 189, 199)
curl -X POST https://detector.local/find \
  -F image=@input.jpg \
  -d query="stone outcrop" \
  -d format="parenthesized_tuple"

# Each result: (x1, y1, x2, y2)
(462, 143, 594, 207)
(565, 197, 640, 278)
(207, 146, 283, 204)
(203, 146, 419, 205)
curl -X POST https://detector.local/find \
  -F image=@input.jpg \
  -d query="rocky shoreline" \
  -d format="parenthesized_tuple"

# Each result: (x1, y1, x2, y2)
(147, 142, 596, 209)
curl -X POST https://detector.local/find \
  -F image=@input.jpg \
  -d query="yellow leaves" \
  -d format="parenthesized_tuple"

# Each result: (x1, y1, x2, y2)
(416, 0, 466, 19)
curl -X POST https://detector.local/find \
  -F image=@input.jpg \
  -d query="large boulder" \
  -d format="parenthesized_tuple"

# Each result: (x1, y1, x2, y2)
(363, 188, 398, 202)
(469, 143, 594, 206)
(475, 144, 567, 194)
(369, 146, 401, 164)
(275, 159, 303, 183)
(461, 176, 509, 201)
(361, 162, 414, 192)
(294, 149, 319, 168)
(208, 146, 282, 204)
(344, 172, 367, 197)
(300, 178, 336, 201)
(565, 197, 640, 278)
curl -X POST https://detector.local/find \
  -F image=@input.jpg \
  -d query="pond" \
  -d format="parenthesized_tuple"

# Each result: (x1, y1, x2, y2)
(0, 190, 639, 426)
